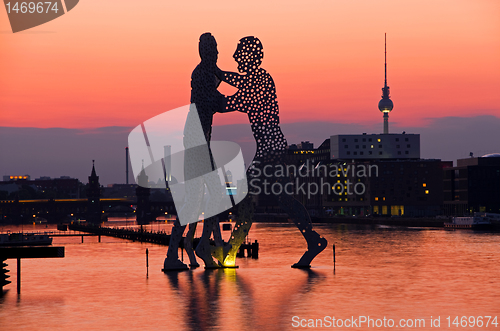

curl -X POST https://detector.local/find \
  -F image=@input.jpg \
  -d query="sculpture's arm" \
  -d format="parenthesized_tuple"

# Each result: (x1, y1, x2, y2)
(215, 67, 243, 88)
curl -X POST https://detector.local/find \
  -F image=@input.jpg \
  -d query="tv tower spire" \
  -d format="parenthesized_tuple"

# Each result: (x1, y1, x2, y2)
(378, 33, 394, 134)
(384, 33, 387, 88)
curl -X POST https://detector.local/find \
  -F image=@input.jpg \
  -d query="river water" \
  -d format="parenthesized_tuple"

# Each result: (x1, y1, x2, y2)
(1, 221, 499, 330)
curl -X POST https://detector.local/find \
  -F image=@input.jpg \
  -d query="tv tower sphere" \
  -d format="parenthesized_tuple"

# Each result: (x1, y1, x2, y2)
(378, 98, 393, 113)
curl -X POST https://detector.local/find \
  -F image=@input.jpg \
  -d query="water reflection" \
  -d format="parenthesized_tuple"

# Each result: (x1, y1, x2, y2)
(163, 266, 326, 331)
(1, 223, 500, 331)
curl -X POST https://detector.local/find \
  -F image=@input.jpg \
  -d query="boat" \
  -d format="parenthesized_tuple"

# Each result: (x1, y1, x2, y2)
(444, 213, 493, 230)
(0, 233, 53, 246)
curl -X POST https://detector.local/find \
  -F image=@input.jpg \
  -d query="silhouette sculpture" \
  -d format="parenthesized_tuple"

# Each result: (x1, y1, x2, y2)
(216, 36, 327, 268)
(163, 33, 227, 271)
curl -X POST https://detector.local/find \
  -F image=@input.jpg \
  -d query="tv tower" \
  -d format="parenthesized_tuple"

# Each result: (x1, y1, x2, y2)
(378, 33, 394, 134)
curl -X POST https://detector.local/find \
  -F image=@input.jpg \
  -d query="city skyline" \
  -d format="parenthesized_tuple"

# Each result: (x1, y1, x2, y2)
(1, 115, 500, 186)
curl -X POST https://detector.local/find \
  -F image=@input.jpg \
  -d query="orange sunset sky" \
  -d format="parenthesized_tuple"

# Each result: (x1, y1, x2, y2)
(0, 0, 499, 129)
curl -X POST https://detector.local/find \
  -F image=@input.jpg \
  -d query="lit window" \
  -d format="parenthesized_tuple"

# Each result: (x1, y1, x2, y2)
(425, 190, 429, 194)
(422, 183, 426, 187)
(371, 145, 374, 148)
(383, 197, 386, 201)
(375, 197, 379, 201)
(377, 138, 381, 142)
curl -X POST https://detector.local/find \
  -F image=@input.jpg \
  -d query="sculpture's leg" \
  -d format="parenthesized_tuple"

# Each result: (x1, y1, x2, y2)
(278, 193, 327, 268)
(196, 170, 227, 268)
(211, 216, 223, 246)
(163, 220, 189, 271)
(164, 174, 204, 271)
(184, 222, 199, 268)
(195, 217, 220, 268)
(221, 195, 253, 267)
(210, 216, 232, 266)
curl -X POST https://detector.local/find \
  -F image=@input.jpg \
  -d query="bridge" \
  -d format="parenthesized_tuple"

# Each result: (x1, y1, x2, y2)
(0, 198, 176, 224)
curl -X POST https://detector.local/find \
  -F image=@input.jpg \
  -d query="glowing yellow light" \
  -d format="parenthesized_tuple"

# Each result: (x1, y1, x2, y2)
(425, 190, 429, 194)
(377, 139, 381, 142)
(422, 183, 426, 187)
(371, 145, 374, 148)
(375, 197, 379, 201)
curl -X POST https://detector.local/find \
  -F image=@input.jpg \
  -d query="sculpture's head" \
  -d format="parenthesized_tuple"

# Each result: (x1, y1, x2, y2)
(233, 36, 263, 73)
(199, 32, 218, 64)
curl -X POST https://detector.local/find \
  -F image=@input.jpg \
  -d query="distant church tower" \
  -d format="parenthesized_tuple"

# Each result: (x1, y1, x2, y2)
(135, 162, 151, 225)
(86, 160, 102, 224)
(378, 33, 394, 134)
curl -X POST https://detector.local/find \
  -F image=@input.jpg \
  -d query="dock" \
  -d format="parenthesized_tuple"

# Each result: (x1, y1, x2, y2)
(1, 246, 65, 294)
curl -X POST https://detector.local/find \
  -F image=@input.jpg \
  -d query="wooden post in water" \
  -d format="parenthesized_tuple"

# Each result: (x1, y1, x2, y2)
(333, 244, 336, 273)
(146, 248, 149, 278)
(17, 258, 21, 294)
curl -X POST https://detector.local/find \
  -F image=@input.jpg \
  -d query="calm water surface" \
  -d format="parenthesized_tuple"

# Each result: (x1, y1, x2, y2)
(1, 221, 499, 330)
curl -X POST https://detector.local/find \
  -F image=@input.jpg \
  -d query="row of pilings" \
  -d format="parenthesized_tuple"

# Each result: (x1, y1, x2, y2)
(68, 223, 175, 246)
(68, 223, 259, 258)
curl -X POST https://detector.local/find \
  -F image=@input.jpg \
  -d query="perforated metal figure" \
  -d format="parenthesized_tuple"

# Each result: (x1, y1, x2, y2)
(164, 33, 226, 271)
(217, 36, 327, 268)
